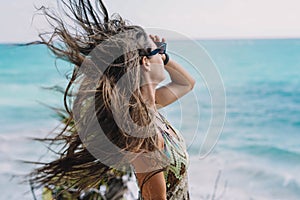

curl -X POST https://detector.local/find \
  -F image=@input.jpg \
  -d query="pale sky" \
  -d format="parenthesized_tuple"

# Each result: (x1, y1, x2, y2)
(1, 0, 300, 43)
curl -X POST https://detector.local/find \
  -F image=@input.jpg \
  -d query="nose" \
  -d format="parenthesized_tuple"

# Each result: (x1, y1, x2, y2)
(160, 54, 166, 61)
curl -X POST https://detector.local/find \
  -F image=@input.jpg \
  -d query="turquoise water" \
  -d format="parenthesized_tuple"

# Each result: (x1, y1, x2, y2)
(1, 39, 300, 199)
(198, 39, 300, 199)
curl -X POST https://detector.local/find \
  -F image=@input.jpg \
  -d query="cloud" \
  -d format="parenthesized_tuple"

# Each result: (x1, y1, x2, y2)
(105, 0, 300, 39)
(1, 0, 300, 42)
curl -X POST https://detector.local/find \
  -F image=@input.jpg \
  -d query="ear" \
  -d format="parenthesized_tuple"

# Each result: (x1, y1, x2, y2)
(141, 56, 151, 72)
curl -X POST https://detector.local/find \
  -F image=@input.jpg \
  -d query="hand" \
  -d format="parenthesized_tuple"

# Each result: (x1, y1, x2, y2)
(149, 34, 166, 43)
(149, 34, 167, 62)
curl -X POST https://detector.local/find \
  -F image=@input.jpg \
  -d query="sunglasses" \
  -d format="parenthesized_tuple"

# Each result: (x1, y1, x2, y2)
(147, 42, 167, 56)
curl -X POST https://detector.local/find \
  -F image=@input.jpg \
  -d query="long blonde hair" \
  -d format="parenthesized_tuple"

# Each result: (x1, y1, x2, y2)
(29, 0, 167, 195)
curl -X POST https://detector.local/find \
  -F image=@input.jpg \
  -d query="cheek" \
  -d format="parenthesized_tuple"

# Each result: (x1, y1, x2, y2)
(155, 61, 164, 74)
(160, 65, 165, 74)
(153, 54, 164, 65)
(159, 66, 166, 80)
(150, 64, 165, 82)
(149, 55, 165, 79)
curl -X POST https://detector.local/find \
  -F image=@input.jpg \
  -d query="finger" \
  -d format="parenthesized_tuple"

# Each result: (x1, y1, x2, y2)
(149, 34, 155, 41)
(155, 35, 160, 42)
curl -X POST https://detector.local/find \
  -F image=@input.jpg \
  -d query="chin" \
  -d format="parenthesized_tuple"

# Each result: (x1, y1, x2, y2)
(159, 74, 166, 83)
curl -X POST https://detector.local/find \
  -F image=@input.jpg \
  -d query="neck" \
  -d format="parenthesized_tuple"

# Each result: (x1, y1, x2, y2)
(140, 83, 157, 109)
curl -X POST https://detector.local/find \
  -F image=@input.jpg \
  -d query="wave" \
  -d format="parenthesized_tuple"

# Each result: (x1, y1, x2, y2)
(228, 163, 300, 199)
(188, 152, 300, 199)
(235, 144, 300, 164)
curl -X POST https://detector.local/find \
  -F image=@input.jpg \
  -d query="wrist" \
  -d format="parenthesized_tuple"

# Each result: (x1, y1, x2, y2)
(163, 53, 169, 65)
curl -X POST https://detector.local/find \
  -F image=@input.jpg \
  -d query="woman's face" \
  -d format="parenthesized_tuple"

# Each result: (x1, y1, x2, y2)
(146, 39, 166, 84)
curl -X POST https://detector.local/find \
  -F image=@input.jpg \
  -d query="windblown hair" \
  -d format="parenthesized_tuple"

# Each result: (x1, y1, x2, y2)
(29, 0, 166, 196)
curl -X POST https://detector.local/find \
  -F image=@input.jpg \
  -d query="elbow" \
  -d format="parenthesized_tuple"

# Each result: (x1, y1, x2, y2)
(181, 78, 195, 92)
(189, 78, 196, 91)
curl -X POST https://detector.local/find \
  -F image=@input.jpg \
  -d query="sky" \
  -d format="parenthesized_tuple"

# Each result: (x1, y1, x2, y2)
(1, 0, 300, 43)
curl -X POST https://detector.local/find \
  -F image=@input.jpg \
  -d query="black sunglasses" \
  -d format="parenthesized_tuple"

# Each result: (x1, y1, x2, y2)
(147, 42, 167, 56)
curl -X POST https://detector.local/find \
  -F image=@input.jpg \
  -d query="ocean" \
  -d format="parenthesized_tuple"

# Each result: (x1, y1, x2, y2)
(1, 39, 300, 199)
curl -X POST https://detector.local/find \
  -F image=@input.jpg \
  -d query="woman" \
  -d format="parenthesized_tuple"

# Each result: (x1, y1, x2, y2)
(30, 0, 195, 199)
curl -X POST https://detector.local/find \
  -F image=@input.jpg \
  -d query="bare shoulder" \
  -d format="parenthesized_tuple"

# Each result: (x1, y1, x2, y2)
(131, 131, 167, 199)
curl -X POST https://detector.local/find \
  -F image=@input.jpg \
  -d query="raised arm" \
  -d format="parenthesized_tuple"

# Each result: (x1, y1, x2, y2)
(150, 35, 196, 108)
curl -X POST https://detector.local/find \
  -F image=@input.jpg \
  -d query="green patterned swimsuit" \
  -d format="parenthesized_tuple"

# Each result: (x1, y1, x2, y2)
(42, 113, 190, 200)
(158, 114, 190, 200)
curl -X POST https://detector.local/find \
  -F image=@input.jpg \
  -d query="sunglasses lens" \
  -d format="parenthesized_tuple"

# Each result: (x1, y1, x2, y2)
(159, 48, 165, 54)
(148, 49, 159, 56)
(155, 42, 167, 52)
(147, 42, 167, 56)
(159, 43, 166, 54)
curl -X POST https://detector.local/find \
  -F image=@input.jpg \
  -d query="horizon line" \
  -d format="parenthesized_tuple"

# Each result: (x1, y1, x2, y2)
(1, 36, 300, 45)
